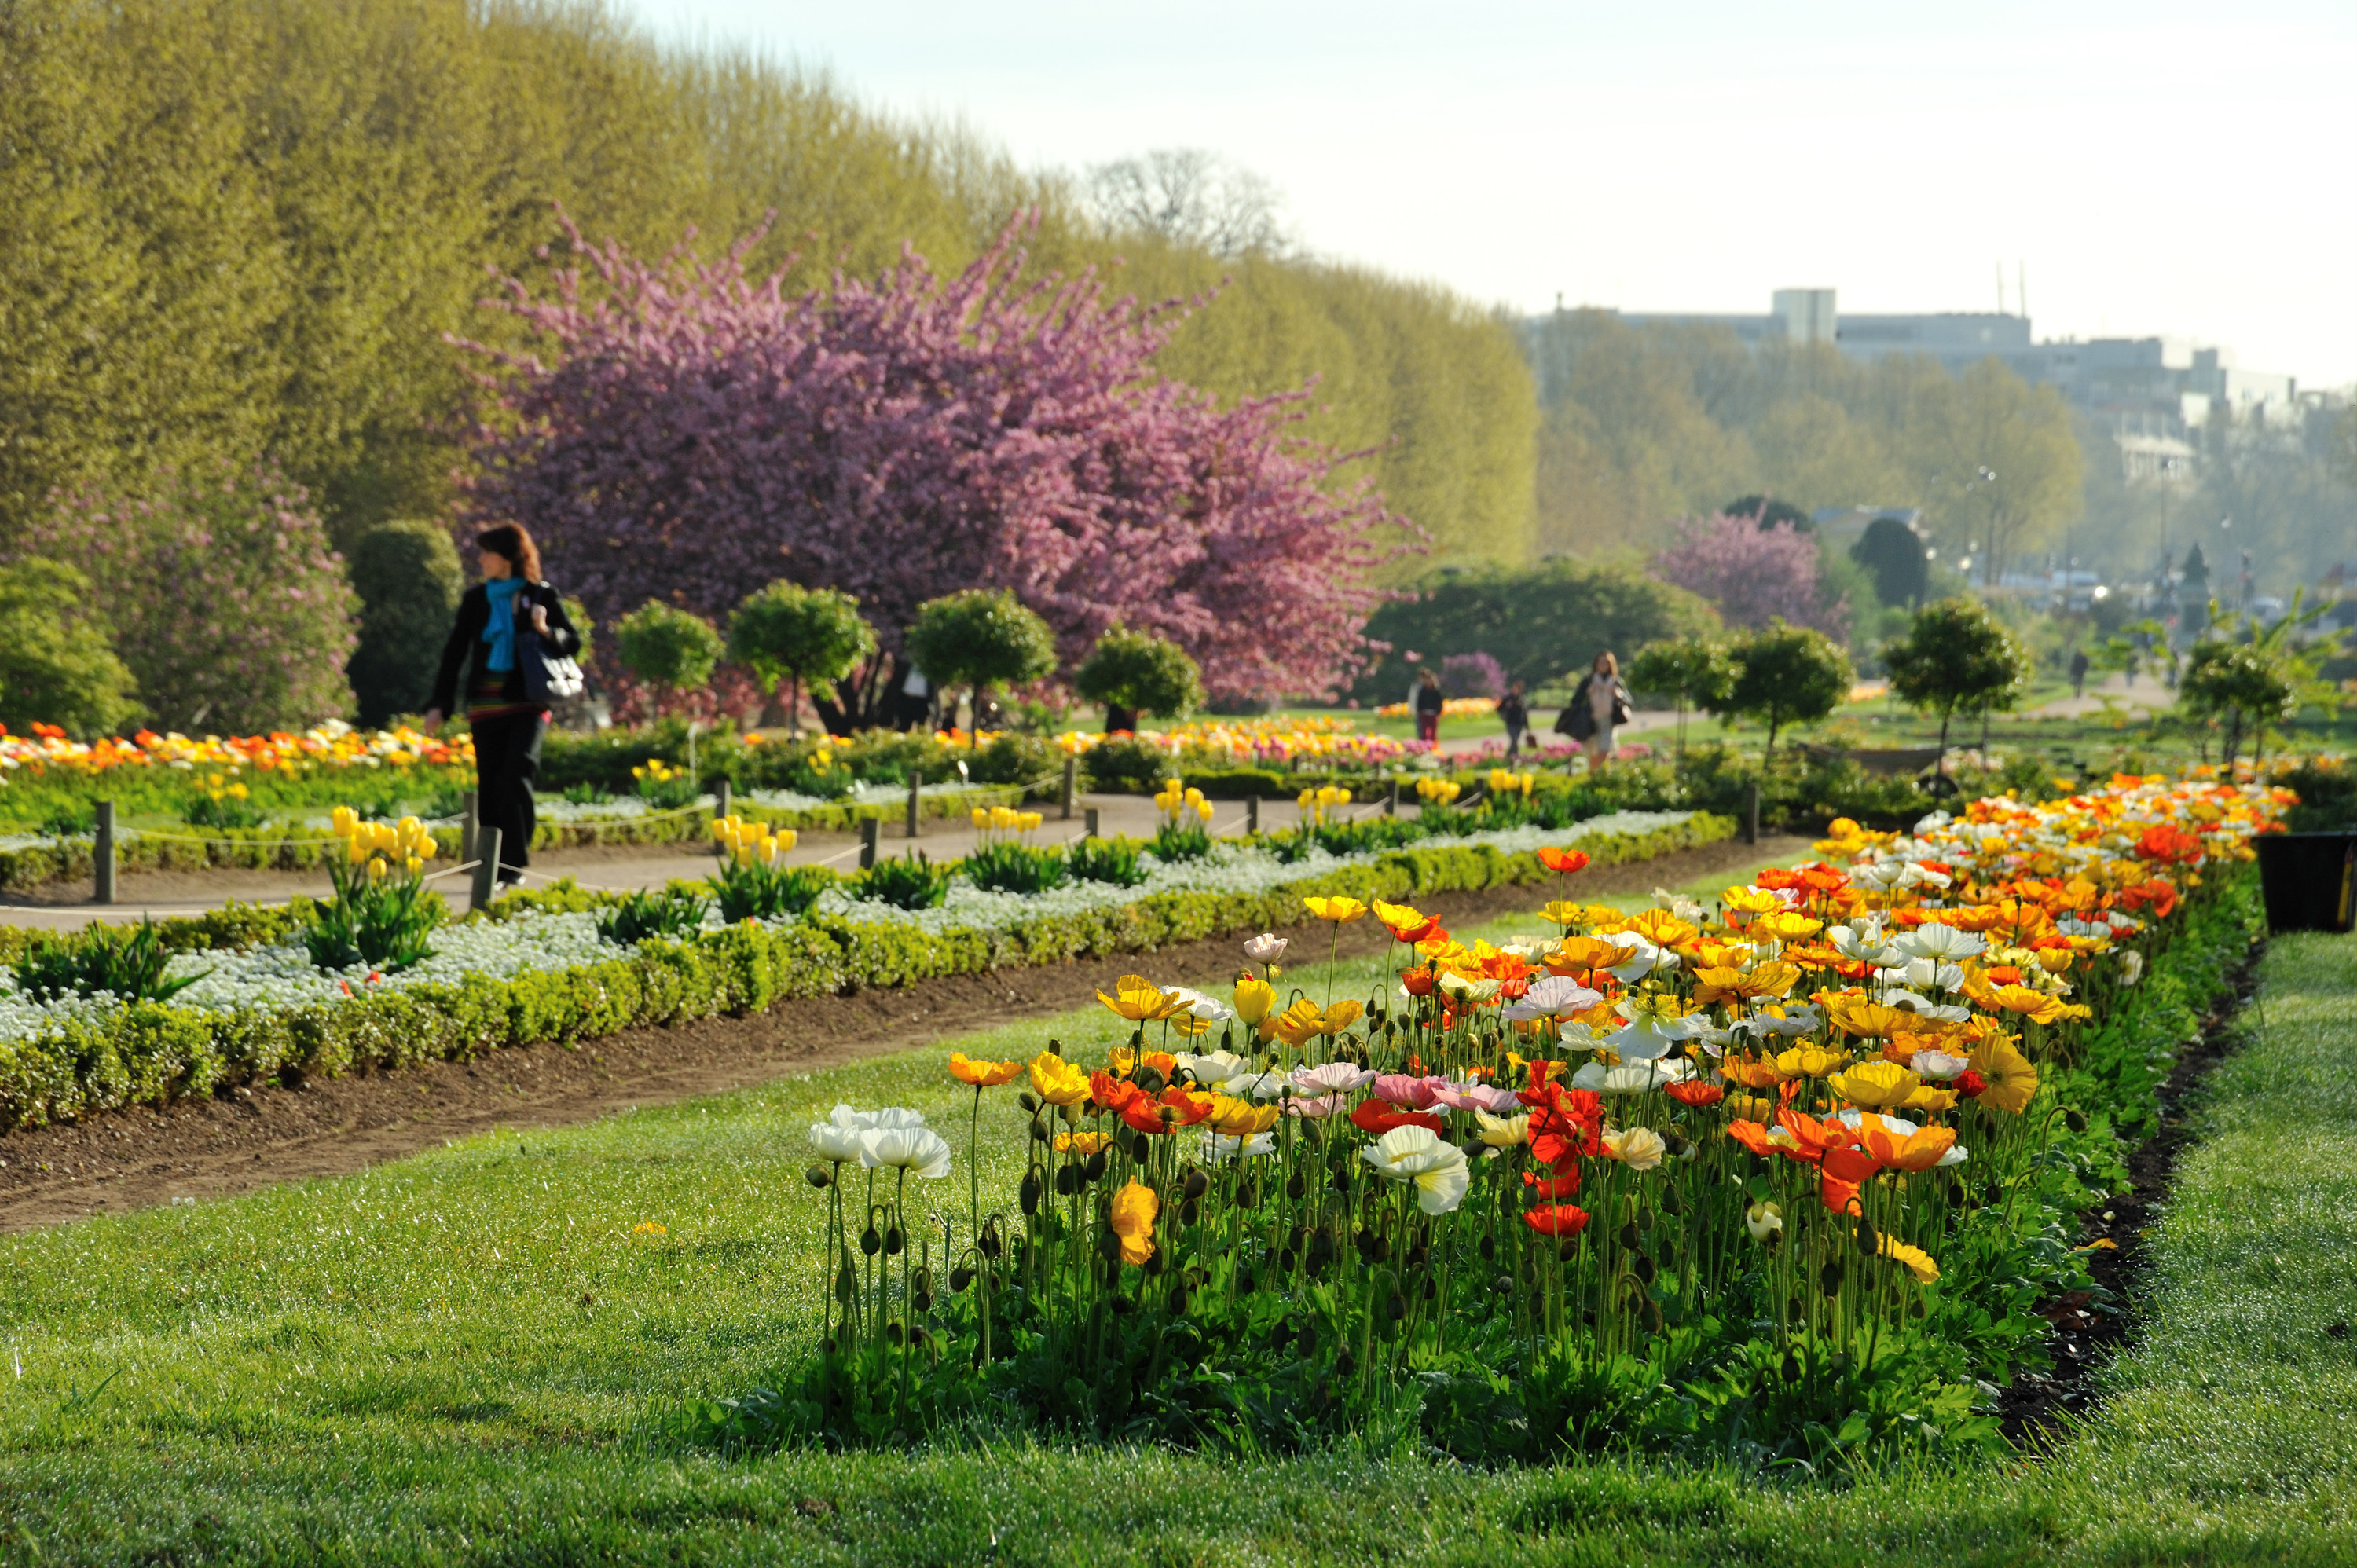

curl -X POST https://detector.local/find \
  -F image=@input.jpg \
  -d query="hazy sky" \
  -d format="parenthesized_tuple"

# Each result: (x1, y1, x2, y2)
(628, 0, 2357, 389)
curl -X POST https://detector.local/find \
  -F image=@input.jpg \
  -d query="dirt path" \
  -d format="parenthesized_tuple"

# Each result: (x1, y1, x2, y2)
(0, 834, 1806, 1230)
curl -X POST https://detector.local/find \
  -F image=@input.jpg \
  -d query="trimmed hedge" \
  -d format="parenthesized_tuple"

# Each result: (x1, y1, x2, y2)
(0, 787, 1025, 892)
(0, 813, 1733, 1129)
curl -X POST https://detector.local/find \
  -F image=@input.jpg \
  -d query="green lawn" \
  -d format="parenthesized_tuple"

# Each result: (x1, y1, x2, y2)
(3, 898, 2350, 1563)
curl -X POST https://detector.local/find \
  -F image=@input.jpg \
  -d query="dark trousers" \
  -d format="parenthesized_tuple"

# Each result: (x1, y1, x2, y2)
(471, 709, 545, 874)
(1505, 725, 1525, 758)
(1417, 712, 1439, 744)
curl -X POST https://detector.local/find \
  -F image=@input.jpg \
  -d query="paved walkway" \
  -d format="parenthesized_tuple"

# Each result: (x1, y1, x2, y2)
(2027, 671, 2176, 719)
(0, 789, 1431, 932)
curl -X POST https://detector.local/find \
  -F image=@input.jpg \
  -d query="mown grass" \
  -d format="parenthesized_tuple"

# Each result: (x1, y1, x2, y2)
(2, 890, 2349, 1564)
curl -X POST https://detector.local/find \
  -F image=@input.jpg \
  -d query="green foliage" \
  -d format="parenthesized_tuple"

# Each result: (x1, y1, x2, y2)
(1353, 557, 1721, 699)
(1626, 636, 1734, 734)
(616, 601, 724, 694)
(1716, 621, 1855, 753)
(1852, 515, 1930, 608)
(2180, 640, 2296, 764)
(727, 581, 876, 730)
(849, 852, 954, 910)
(1148, 820, 1214, 863)
(1728, 494, 1812, 529)
(964, 731, 1061, 788)
(2278, 759, 2357, 832)
(1063, 837, 1146, 887)
(906, 590, 1058, 725)
(1080, 735, 1177, 793)
(1073, 626, 1204, 722)
(594, 886, 710, 947)
(961, 841, 1068, 896)
(12, 918, 206, 1004)
(304, 862, 443, 975)
(346, 520, 464, 726)
(1884, 597, 2033, 756)
(0, 557, 141, 737)
(709, 862, 834, 924)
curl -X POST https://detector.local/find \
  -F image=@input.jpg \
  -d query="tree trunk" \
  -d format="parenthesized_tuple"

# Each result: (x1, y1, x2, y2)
(1937, 711, 1952, 776)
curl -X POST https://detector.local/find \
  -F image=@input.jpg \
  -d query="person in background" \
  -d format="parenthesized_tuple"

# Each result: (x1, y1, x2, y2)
(2069, 647, 2091, 700)
(423, 522, 581, 888)
(1497, 679, 1530, 759)
(1414, 668, 1446, 746)
(1560, 651, 1633, 775)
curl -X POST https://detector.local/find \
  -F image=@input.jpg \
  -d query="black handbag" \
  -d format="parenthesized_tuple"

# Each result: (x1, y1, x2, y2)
(1558, 678, 1594, 741)
(515, 588, 585, 703)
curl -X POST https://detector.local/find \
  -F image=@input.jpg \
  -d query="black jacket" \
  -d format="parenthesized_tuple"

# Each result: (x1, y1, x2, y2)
(1555, 673, 1633, 739)
(1414, 683, 1446, 716)
(1497, 693, 1529, 730)
(428, 581, 581, 716)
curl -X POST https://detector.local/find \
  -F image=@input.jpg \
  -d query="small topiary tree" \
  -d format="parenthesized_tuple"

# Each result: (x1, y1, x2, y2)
(907, 589, 1058, 743)
(727, 581, 878, 736)
(618, 601, 724, 704)
(1627, 635, 1734, 761)
(0, 558, 141, 738)
(2180, 638, 2295, 767)
(1714, 621, 1853, 758)
(1883, 596, 2032, 772)
(1074, 626, 1204, 734)
(1851, 516, 1930, 609)
(1727, 495, 1813, 532)
(346, 520, 464, 727)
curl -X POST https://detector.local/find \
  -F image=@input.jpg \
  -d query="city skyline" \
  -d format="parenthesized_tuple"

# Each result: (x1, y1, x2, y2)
(627, 0, 2357, 390)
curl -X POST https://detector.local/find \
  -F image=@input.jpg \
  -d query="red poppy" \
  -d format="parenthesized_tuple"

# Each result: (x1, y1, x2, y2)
(1538, 848, 1591, 875)
(1400, 969, 1438, 998)
(1725, 1119, 1787, 1161)
(1665, 1081, 1725, 1108)
(1800, 866, 1851, 895)
(1350, 1101, 1444, 1136)
(1523, 1203, 1591, 1238)
(1121, 1086, 1215, 1135)
(1523, 1167, 1582, 1199)
(1754, 866, 1806, 892)
(1818, 1170, 1863, 1214)
(1091, 1070, 1141, 1111)
(1955, 1069, 1989, 1098)
(1821, 1145, 1880, 1185)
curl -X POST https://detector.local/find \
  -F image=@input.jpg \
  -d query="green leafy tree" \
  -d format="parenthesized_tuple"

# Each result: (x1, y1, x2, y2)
(1882, 596, 2033, 771)
(727, 581, 877, 736)
(2180, 640, 2294, 767)
(906, 589, 1058, 742)
(1714, 621, 1853, 757)
(1851, 516, 1930, 608)
(346, 520, 464, 727)
(1626, 636, 1733, 760)
(0, 558, 141, 738)
(1074, 627, 1204, 732)
(616, 601, 724, 699)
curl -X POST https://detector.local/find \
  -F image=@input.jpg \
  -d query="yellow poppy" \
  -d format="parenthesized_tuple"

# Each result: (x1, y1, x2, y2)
(1826, 1000, 1912, 1040)
(1827, 1061, 1921, 1110)
(1968, 1038, 2040, 1115)
(1626, 908, 1699, 947)
(1856, 1112, 1956, 1171)
(1691, 962, 1801, 1006)
(1028, 1051, 1091, 1108)
(1901, 1084, 1959, 1116)
(1271, 998, 1363, 1048)
(1303, 896, 1369, 924)
(1722, 886, 1784, 915)
(1987, 985, 2071, 1027)
(1054, 1130, 1112, 1156)
(1109, 1180, 1160, 1266)
(1233, 976, 1277, 1028)
(1098, 974, 1190, 1023)
(1773, 1045, 1850, 1079)
(1204, 1095, 1279, 1137)
(1877, 1235, 1941, 1284)
(948, 1053, 1022, 1088)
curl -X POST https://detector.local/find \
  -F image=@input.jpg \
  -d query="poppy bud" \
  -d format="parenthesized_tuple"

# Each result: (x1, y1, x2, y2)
(1406, 1245, 1429, 1273)
(912, 1289, 933, 1313)
(1083, 1151, 1109, 1183)
(1335, 1349, 1355, 1379)
(1618, 1222, 1642, 1251)
(1129, 1133, 1153, 1163)
(805, 1165, 832, 1189)
(1787, 1294, 1805, 1322)
(1235, 1181, 1258, 1209)
(860, 1225, 882, 1257)
(1286, 1171, 1307, 1201)
(1855, 1215, 1879, 1257)
(834, 1266, 857, 1304)
(1054, 1166, 1079, 1196)
(949, 1266, 974, 1293)
(2066, 1108, 2088, 1134)
(978, 1222, 1003, 1260)
(1644, 1299, 1664, 1334)
(1130, 1028, 1146, 1050)
(1632, 1253, 1657, 1285)
(1556, 1239, 1580, 1262)
(1219, 1026, 1234, 1051)
(1909, 1296, 1926, 1319)
(1494, 1274, 1515, 1295)
(1097, 1228, 1124, 1262)
(1028, 1116, 1049, 1142)
(1983, 1180, 2005, 1207)
(1144, 1249, 1166, 1277)
(1168, 1286, 1191, 1317)
(1182, 1169, 1210, 1200)
(1109, 1293, 1135, 1315)
(1017, 1090, 1040, 1113)
(1423, 1275, 1438, 1301)
(1019, 1171, 1043, 1214)
(1636, 1207, 1655, 1233)
(1329, 1169, 1353, 1194)
(1478, 1233, 1496, 1261)
(1782, 1350, 1802, 1383)
(1820, 1258, 1843, 1296)
(1179, 1198, 1200, 1227)
(884, 1226, 904, 1256)
(1279, 1249, 1297, 1272)
(1385, 1292, 1408, 1322)
(1136, 1066, 1167, 1094)
(1235, 1268, 1256, 1295)
(1059, 1101, 1077, 1124)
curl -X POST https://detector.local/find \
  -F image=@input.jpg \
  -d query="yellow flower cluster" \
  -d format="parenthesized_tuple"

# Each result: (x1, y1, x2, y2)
(1415, 778, 1462, 805)
(1296, 784, 1352, 824)
(0, 720, 471, 778)
(1486, 769, 1535, 797)
(1054, 715, 1411, 768)
(1374, 697, 1499, 719)
(971, 804, 1046, 844)
(1153, 779, 1213, 825)
(710, 813, 797, 869)
(329, 806, 437, 880)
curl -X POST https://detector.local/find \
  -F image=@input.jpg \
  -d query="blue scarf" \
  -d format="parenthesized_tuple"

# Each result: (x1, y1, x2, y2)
(482, 577, 526, 672)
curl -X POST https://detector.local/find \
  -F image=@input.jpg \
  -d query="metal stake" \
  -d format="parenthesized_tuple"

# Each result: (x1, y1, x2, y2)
(906, 771, 922, 838)
(1060, 757, 1077, 819)
(94, 800, 115, 906)
(471, 827, 503, 910)
(860, 817, 879, 870)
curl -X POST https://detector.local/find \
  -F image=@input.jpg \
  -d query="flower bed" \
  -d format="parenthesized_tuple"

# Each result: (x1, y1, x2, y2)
(1058, 716, 1414, 772)
(683, 774, 2280, 1462)
(0, 813, 1732, 1129)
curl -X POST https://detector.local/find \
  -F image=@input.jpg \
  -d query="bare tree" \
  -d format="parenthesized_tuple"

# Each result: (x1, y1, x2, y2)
(1084, 149, 1291, 258)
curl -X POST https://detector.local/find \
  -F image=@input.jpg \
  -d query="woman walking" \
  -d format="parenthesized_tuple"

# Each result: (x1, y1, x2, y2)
(1497, 679, 1530, 759)
(422, 523, 581, 888)
(1557, 651, 1633, 775)
(1413, 668, 1446, 746)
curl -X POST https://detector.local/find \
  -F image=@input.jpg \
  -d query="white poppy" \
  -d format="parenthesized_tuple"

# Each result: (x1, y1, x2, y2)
(1892, 923, 1985, 963)
(808, 1121, 864, 1162)
(1358, 1124, 1471, 1214)
(1501, 974, 1604, 1022)
(828, 1104, 926, 1132)
(857, 1126, 952, 1178)
(1166, 989, 1236, 1025)
(1200, 1131, 1276, 1162)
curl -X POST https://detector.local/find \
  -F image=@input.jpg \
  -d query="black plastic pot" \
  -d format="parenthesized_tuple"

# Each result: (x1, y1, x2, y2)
(2255, 832, 2357, 934)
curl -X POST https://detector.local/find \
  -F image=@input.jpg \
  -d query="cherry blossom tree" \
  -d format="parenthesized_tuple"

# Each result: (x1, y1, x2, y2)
(453, 211, 1411, 724)
(1649, 513, 1849, 642)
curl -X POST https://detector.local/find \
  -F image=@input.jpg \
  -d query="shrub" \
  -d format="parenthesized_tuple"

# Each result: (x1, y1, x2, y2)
(849, 852, 953, 910)
(962, 841, 1069, 895)
(1439, 650, 1505, 700)
(1883, 597, 2032, 764)
(727, 581, 877, 735)
(907, 589, 1058, 735)
(966, 731, 1061, 789)
(1074, 627, 1203, 728)
(1714, 621, 1854, 755)
(617, 601, 724, 698)
(0, 558, 142, 738)
(346, 521, 464, 726)
(1083, 735, 1176, 793)
(1065, 837, 1147, 887)
(595, 887, 711, 947)
(21, 461, 358, 733)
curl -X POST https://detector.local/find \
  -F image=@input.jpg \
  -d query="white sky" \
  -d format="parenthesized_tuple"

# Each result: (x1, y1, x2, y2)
(627, 0, 2357, 389)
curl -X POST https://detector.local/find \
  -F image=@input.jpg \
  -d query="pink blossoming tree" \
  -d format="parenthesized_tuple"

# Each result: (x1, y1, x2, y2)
(454, 211, 1412, 725)
(1650, 513, 1849, 643)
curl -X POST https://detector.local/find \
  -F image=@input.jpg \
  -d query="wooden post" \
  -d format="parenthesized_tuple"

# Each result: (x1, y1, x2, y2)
(471, 827, 503, 910)
(1060, 757, 1077, 820)
(715, 778, 732, 823)
(1743, 780, 1760, 845)
(1083, 807, 1101, 841)
(460, 789, 478, 864)
(94, 800, 115, 906)
(1246, 796, 1260, 835)
(1385, 779, 1400, 818)
(906, 771, 922, 838)
(860, 817, 880, 870)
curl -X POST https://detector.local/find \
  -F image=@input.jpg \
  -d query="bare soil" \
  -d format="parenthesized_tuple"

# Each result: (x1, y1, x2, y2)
(0, 835, 1805, 1230)
(1997, 939, 2266, 1446)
